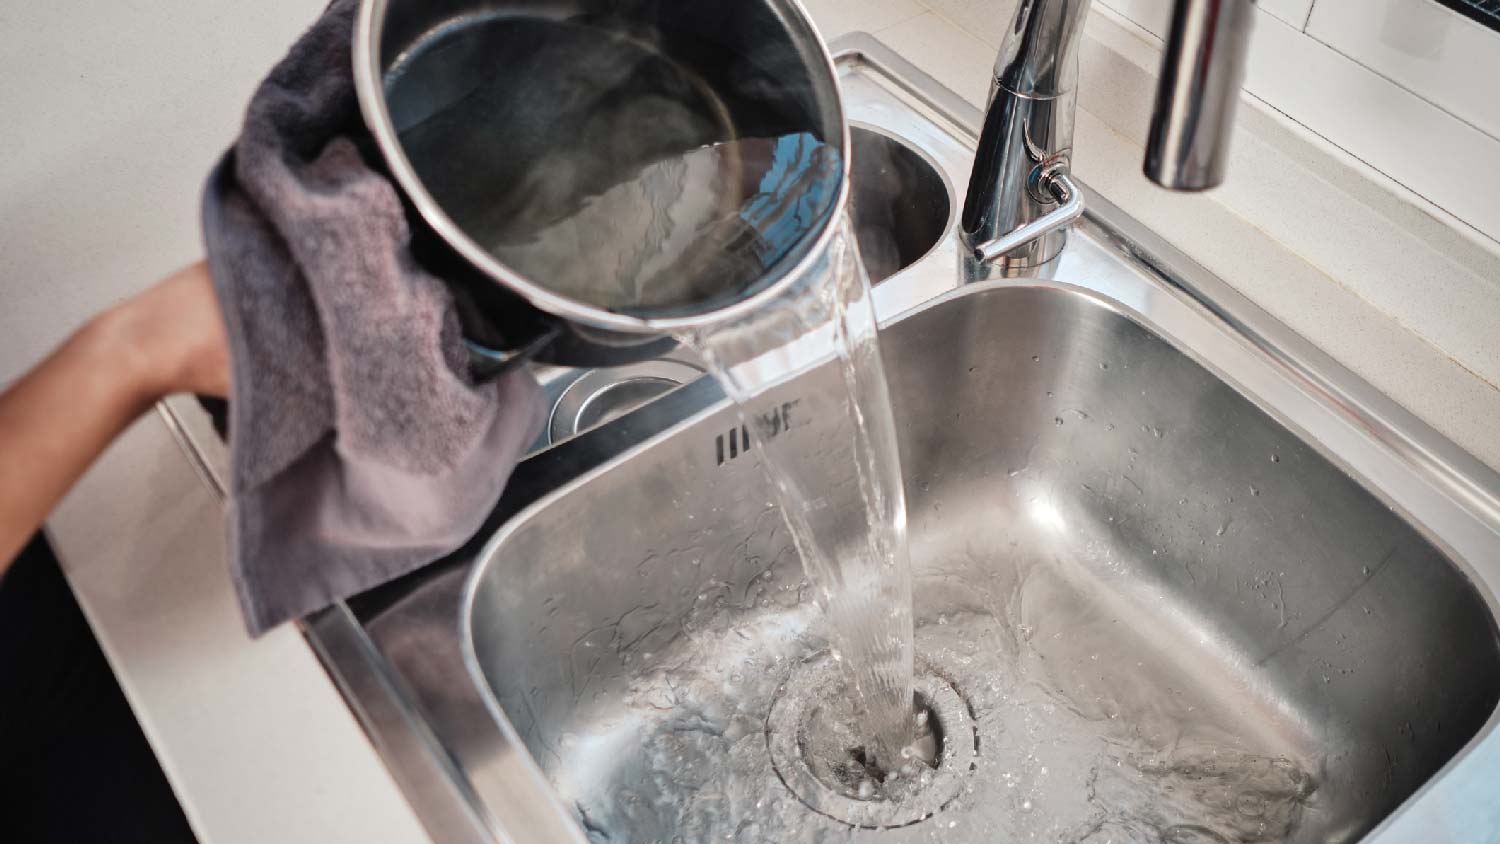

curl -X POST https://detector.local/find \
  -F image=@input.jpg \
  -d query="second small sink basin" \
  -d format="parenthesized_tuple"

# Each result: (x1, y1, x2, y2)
(849, 124, 950, 285)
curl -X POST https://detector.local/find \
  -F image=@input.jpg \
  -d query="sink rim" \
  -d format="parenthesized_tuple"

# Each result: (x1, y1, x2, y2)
(301, 34, 1500, 844)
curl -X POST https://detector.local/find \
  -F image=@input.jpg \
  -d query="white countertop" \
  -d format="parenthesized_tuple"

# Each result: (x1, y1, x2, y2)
(2, 1, 1497, 842)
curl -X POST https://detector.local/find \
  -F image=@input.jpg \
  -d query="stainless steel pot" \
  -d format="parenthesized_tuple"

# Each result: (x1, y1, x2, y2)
(353, 0, 850, 371)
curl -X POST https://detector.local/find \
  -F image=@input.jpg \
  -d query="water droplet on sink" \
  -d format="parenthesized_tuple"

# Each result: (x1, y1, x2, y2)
(1054, 417, 1064, 426)
(1032, 355, 1041, 362)
(1046, 391, 1055, 398)
(1250, 485, 1260, 497)
(1361, 565, 1371, 576)
(1099, 362, 1109, 370)
(1271, 453, 1281, 463)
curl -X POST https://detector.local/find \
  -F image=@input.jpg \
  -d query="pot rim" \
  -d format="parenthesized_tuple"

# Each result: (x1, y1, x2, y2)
(352, 0, 852, 336)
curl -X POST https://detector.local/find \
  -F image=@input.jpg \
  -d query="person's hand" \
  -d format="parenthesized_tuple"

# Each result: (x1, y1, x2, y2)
(98, 261, 231, 402)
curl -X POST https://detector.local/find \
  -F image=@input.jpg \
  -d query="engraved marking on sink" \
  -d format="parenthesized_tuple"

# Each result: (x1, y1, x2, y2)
(715, 400, 803, 465)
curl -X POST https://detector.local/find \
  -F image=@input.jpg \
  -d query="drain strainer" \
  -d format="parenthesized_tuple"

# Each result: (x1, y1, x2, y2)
(766, 655, 978, 829)
(547, 357, 704, 444)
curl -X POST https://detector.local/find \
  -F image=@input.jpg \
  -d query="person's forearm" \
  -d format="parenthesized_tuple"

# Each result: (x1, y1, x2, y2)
(0, 261, 228, 576)
(0, 310, 160, 571)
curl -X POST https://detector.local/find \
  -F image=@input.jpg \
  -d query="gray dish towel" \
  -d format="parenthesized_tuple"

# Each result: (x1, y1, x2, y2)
(202, 0, 545, 635)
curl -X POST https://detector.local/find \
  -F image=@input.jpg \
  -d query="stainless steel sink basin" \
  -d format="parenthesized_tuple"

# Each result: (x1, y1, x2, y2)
(303, 36, 1500, 844)
(466, 279, 1500, 842)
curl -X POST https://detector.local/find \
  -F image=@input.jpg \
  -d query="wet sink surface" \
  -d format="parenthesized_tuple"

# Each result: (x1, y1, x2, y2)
(465, 282, 1500, 842)
(310, 37, 1500, 844)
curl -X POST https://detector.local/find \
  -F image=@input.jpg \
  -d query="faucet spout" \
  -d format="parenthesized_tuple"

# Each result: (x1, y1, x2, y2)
(962, 0, 1258, 280)
(992, 0, 1093, 97)
(1144, 0, 1258, 190)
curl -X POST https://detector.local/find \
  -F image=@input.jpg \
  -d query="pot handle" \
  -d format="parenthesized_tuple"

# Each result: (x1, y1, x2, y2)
(464, 325, 563, 382)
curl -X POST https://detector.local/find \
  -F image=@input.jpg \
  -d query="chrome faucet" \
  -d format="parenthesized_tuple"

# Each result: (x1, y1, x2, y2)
(962, 0, 1258, 280)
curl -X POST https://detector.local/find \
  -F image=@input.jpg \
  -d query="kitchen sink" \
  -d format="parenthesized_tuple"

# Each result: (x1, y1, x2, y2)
(303, 36, 1500, 844)
(466, 278, 1500, 842)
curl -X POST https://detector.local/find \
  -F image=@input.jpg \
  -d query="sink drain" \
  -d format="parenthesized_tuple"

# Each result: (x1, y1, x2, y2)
(766, 655, 977, 829)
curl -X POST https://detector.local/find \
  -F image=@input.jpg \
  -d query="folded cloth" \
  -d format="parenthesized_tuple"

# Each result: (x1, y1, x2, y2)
(201, 0, 545, 635)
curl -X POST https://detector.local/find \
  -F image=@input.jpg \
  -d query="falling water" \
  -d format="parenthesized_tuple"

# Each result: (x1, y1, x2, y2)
(684, 217, 917, 767)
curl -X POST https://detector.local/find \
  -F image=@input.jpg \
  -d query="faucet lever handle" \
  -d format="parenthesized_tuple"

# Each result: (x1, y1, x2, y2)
(970, 167, 1085, 264)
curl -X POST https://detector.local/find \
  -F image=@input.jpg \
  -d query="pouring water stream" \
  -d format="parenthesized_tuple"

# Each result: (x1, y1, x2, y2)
(683, 217, 918, 769)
